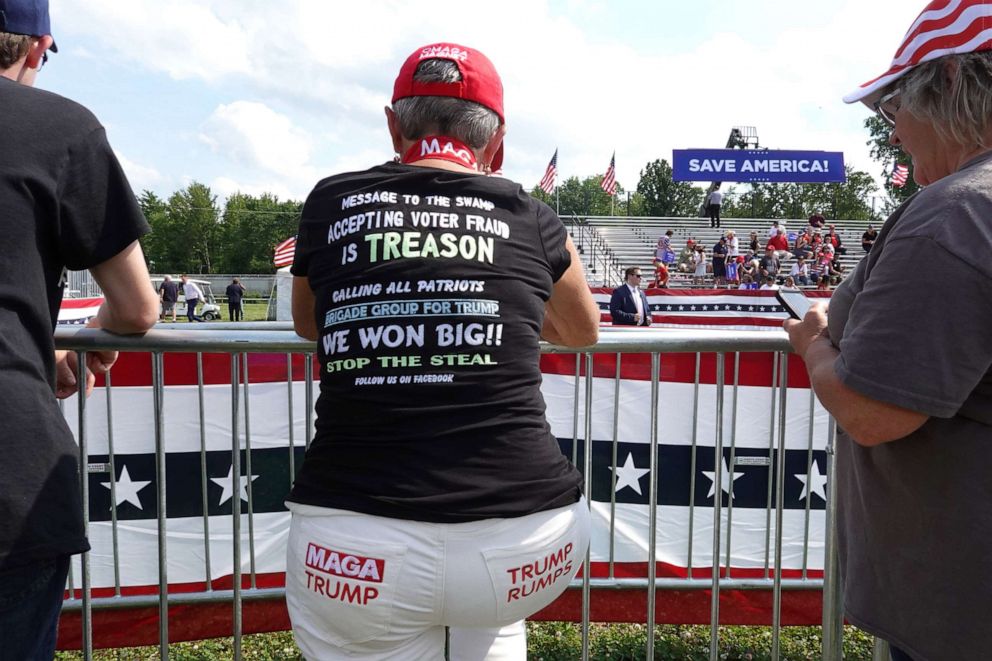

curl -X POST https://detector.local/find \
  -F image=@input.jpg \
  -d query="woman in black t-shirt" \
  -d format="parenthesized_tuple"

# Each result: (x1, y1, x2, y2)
(284, 43, 600, 660)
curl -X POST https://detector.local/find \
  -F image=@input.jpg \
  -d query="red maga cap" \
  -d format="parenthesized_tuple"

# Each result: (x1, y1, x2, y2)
(392, 43, 505, 171)
(844, 0, 992, 105)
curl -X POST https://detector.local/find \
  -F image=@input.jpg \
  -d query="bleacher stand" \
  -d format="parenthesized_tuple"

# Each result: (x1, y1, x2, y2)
(562, 215, 872, 288)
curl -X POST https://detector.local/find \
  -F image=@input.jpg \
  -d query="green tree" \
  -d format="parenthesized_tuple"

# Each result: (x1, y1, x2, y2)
(865, 114, 919, 211)
(721, 166, 879, 221)
(530, 176, 626, 216)
(156, 182, 221, 274)
(138, 190, 171, 272)
(635, 159, 705, 217)
(217, 193, 302, 273)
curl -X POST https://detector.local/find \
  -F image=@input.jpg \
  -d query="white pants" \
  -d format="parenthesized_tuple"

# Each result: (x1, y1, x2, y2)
(285, 498, 590, 660)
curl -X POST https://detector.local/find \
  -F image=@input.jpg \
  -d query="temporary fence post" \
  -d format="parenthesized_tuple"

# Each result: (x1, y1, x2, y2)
(76, 351, 93, 660)
(286, 354, 296, 488)
(197, 354, 213, 590)
(580, 353, 595, 661)
(152, 352, 169, 659)
(571, 354, 581, 465)
(101, 373, 124, 599)
(821, 418, 844, 660)
(687, 353, 702, 579)
(230, 354, 243, 659)
(646, 352, 661, 660)
(241, 354, 258, 590)
(709, 353, 726, 660)
(304, 354, 314, 451)
(771, 353, 789, 660)
(608, 354, 622, 578)
(724, 353, 742, 577)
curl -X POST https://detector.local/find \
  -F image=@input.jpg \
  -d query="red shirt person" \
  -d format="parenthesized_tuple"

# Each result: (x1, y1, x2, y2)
(766, 229, 790, 259)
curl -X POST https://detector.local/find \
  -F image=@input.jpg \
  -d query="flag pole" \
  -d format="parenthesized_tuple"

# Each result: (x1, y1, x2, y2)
(608, 150, 616, 215)
(555, 147, 560, 214)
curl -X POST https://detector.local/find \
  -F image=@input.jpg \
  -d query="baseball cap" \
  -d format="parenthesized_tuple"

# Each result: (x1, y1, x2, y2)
(392, 43, 504, 171)
(0, 0, 57, 51)
(843, 0, 992, 106)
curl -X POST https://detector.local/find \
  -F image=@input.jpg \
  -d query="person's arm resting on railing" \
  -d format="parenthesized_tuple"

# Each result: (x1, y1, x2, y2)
(292, 276, 319, 341)
(542, 237, 599, 347)
(60, 239, 158, 398)
(89, 240, 159, 335)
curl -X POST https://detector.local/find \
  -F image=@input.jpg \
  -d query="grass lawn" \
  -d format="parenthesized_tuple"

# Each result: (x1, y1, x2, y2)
(55, 624, 876, 660)
(164, 302, 272, 324)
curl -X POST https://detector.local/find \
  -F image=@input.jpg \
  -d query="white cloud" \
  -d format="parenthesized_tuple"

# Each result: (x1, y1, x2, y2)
(199, 101, 313, 175)
(53, 0, 252, 81)
(114, 151, 163, 191)
(53, 0, 925, 201)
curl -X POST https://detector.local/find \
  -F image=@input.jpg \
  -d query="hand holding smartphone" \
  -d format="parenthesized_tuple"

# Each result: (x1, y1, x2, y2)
(776, 289, 813, 320)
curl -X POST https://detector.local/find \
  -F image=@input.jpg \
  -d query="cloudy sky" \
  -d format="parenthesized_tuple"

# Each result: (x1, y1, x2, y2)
(38, 0, 921, 203)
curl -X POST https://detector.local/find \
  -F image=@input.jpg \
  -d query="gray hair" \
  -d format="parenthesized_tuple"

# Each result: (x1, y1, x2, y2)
(899, 51, 992, 147)
(392, 59, 501, 150)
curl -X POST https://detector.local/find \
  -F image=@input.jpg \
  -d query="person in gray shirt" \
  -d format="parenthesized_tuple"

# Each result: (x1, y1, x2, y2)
(785, 5, 992, 659)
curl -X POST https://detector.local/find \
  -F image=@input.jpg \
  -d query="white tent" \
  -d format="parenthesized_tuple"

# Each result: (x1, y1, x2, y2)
(272, 266, 293, 321)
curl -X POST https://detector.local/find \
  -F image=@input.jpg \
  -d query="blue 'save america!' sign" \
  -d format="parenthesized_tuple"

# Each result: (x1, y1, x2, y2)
(673, 149, 846, 183)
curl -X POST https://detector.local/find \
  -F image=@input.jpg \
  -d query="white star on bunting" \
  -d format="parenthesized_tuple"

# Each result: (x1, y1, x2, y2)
(211, 465, 260, 505)
(101, 465, 152, 510)
(795, 460, 828, 503)
(611, 452, 651, 495)
(701, 457, 745, 500)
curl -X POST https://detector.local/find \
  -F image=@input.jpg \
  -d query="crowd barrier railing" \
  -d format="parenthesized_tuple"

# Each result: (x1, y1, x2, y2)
(54, 325, 846, 661)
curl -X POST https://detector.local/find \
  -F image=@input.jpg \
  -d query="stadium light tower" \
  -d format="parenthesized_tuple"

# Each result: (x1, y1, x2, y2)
(698, 126, 760, 216)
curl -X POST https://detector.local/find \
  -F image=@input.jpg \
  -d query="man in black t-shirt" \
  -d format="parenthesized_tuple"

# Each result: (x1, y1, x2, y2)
(861, 224, 878, 253)
(0, 4, 159, 657)
(159, 275, 179, 321)
(225, 277, 247, 321)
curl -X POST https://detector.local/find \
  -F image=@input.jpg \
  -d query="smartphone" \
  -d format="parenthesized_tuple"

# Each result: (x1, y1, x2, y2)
(776, 289, 812, 320)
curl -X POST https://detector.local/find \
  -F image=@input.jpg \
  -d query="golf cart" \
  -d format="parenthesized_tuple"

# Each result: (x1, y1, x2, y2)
(151, 277, 221, 321)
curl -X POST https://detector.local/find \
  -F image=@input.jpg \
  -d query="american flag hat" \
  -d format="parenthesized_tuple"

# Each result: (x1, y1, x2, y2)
(844, 0, 992, 105)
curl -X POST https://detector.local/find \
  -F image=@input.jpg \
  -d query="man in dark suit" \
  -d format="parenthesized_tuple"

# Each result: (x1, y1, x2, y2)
(610, 267, 652, 326)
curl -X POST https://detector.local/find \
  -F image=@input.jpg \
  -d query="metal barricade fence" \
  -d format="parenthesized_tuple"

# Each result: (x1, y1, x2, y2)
(54, 325, 845, 661)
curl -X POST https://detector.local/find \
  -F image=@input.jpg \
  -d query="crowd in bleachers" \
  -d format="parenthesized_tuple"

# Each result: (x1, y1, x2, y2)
(577, 213, 876, 290)
(658, 215, 855, 290)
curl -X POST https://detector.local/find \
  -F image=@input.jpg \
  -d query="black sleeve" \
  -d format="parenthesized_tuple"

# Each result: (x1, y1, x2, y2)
(535, 202, 571, 282)
(56, 127, 149, 270)
(291, 198, 319, 278)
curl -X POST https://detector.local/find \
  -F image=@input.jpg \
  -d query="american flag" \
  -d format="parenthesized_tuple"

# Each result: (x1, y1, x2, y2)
(273, 236, 297, 268)
(890, 162, 909, 188)
(538, 149, 558, 194)
(601, 152, 617, 196)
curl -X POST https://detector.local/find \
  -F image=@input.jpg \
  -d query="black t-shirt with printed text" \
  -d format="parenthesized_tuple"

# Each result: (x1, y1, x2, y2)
(288, 162, 583, 522)
(0, 78, 150, 568)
